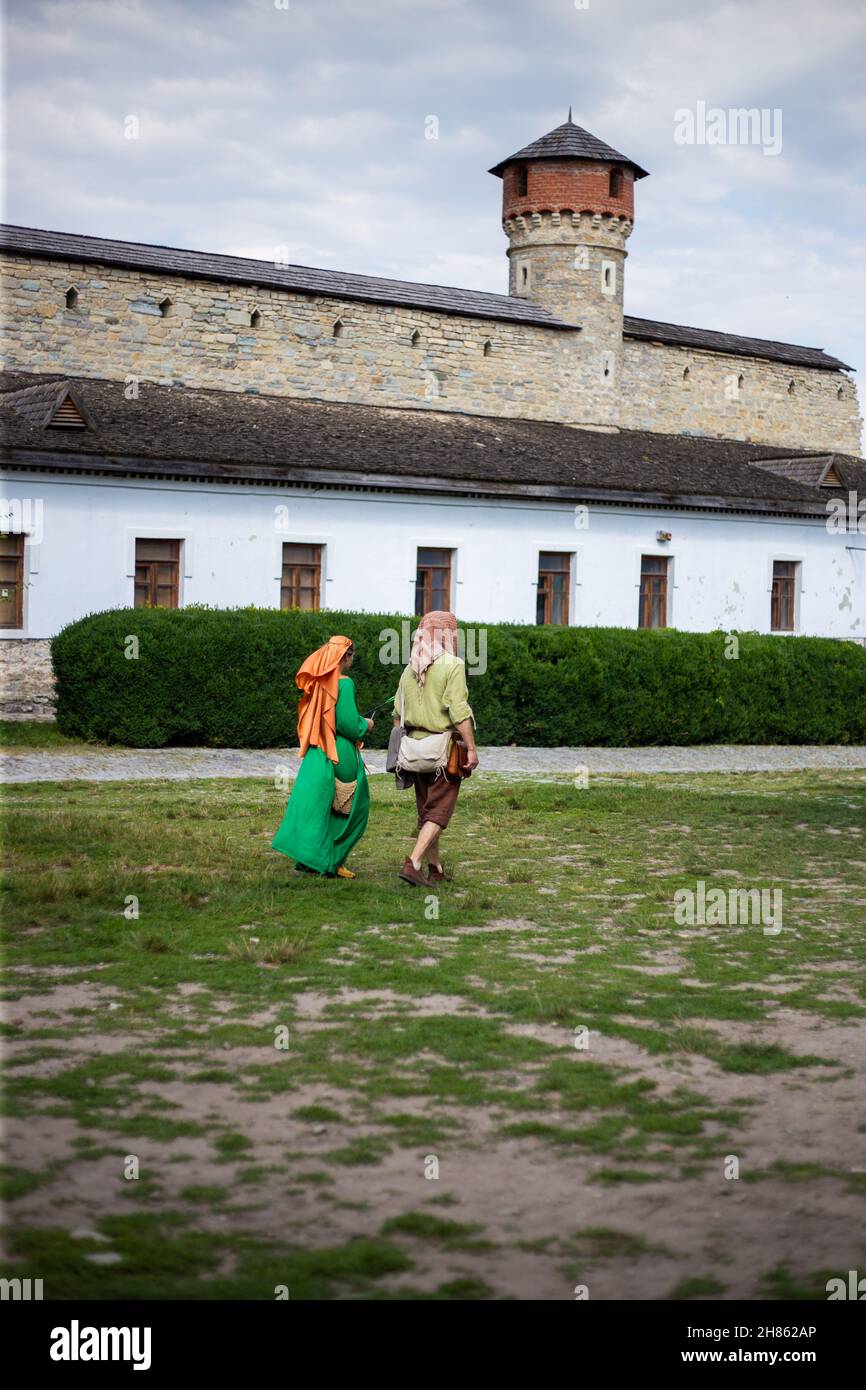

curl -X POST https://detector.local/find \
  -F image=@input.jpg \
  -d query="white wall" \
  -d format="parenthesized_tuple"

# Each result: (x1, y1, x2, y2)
(1, 470, 864, 640)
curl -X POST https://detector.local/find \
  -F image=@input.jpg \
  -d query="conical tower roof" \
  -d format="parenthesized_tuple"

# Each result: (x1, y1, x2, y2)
(489, 112, 649, 179)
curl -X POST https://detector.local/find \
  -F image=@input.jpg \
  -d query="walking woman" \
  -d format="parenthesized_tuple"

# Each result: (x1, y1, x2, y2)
(272, 636, 373, 879)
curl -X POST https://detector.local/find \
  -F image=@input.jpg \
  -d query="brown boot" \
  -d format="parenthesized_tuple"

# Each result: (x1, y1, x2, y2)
(399, 857, 426, 887)
(426, 864, 446, 884)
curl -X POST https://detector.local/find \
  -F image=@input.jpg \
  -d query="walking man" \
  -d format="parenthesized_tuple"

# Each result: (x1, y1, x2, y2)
(393, 610, 479, 886)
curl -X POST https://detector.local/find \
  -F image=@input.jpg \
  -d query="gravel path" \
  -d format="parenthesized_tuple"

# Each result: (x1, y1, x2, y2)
(4, 744, 866, 784)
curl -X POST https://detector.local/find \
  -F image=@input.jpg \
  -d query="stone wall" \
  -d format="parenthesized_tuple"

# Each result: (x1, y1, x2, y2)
(0, 252, 592, 427)
(0, 637, 55, 717)
(620, 338, 862, 453)
(1, 250, 861, 453)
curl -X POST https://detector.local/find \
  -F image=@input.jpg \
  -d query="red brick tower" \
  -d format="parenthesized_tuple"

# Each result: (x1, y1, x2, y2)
(490, 112, 648, 405)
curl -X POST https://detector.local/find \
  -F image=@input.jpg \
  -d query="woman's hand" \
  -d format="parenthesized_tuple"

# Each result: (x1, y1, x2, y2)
(366, 718, 375, 733)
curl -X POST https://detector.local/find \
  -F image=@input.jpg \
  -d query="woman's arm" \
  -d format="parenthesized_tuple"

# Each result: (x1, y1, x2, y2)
(335, 677, 370, 740)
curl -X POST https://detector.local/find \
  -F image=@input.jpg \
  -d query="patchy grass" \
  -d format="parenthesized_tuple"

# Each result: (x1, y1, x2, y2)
(2, 768, 866, 1299)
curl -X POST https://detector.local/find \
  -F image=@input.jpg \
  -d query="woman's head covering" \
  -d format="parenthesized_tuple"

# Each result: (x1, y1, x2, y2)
(410, 610, 458, 690)
(296, 635, 353, 762)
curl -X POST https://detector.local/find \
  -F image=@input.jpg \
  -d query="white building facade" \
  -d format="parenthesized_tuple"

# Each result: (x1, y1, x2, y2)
(3, 466, 864, 641)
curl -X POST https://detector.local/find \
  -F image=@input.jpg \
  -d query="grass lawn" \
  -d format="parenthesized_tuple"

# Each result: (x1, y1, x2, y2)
(2, 768, 865, 1300)
(0, 720, 102, 751)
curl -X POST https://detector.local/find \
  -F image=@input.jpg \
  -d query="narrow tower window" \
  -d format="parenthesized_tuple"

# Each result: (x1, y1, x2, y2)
(65, 286, 79, 309)
(837, 386, 845, 401)
(516, 164, 528, 197)
(332, 318, 344, 338)
(411, 329, 421, 348)
(483, 339, 492, 357)
(737, 373, 745, 392)
(682, 366, 690, 382)
(158, 297, 173, 318)
(609, 168, 623, 198)
(250, 308, 262, 329)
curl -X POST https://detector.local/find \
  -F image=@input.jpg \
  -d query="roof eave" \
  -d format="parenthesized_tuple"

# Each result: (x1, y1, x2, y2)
(0, 446, 834, 517)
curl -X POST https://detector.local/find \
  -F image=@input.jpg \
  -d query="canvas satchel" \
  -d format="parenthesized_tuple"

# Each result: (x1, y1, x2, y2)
(395, 683, 452, 775)
(398, 729, 451, 775)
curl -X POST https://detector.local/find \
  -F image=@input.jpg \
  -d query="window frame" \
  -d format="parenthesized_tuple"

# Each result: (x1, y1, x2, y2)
(280, 541, 323, 612)
(134, 538, 181, 610)
(414, 546, 454, 617)
(770, 558, 801, 633)
(536, 551, 573, 626)
(0, 532, 26, 630)
(638, 553, 671, 630)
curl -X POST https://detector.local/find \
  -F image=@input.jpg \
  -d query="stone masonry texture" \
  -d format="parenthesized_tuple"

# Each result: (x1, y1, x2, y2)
(1, 249, 860, 452)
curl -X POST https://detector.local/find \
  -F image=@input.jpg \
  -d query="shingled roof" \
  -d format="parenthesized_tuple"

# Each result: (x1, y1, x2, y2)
(624, 315, 852, 372)
(488, 115, 650, 179)
(1, 379, 90, 428)
(0, 224, 575, 331)
(3, 372, 863, 516)
(1, 223, 850, 373)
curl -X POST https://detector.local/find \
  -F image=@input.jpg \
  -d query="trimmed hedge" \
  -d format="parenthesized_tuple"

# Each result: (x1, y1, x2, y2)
(51, 605, 866, 748)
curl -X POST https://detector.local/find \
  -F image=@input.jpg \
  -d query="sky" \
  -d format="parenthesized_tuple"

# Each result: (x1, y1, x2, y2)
(2, 0, 864, 438)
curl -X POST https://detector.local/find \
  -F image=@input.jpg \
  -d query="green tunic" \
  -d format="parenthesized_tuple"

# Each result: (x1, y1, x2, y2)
(271, 676, 370, 875)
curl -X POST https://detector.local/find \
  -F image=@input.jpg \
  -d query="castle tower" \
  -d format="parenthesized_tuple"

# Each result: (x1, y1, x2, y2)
(489, 112, 648, 417)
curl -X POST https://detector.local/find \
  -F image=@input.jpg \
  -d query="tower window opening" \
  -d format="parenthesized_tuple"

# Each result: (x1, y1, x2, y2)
(521, 265, 528, 286)
(609, 168, 623, 198)
(683, 366, 690, 382)
(516, 164, 528, 197)
(333, 318, 344, 338)
(158, 297, 173, 318)
(65, 286, 79, 309)
(837, 386, 844, 401)
(411, 329, 421, 348)
(604, 266, 611, 288)
(250, 308, 262, 329)
(483, 339, 492, 357)
(787, 379, 795, 395)
(737, 373, 745, 392)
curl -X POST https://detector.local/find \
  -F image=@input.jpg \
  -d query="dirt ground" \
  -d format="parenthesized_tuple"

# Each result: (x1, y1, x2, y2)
(5, 971, 865, 1300)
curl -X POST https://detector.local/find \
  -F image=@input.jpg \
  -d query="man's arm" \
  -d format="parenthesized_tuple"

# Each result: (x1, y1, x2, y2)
(454, 716, 479, 770)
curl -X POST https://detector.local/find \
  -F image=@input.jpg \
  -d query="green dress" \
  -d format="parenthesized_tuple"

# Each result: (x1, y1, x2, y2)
(272, 676, 370, 875)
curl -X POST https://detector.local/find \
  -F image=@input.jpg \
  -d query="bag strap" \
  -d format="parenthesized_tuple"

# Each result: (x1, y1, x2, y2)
(400, 681, 405, 727)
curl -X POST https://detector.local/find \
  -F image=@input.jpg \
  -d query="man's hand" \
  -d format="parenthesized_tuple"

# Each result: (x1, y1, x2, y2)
(454, 717, 478, 773)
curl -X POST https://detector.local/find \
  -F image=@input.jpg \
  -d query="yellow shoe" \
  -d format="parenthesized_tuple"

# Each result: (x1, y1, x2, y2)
(336, 865, 356, 879)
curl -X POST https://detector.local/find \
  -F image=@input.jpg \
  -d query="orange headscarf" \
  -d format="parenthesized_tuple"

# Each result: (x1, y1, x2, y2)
(296, 635, 353, 763)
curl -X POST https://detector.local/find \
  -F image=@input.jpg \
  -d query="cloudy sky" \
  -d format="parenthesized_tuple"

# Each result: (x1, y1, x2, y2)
(3, 0, 864, 426)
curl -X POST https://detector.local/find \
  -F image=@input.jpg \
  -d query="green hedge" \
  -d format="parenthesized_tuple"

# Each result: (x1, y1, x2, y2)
(51, 606, 866, 748)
